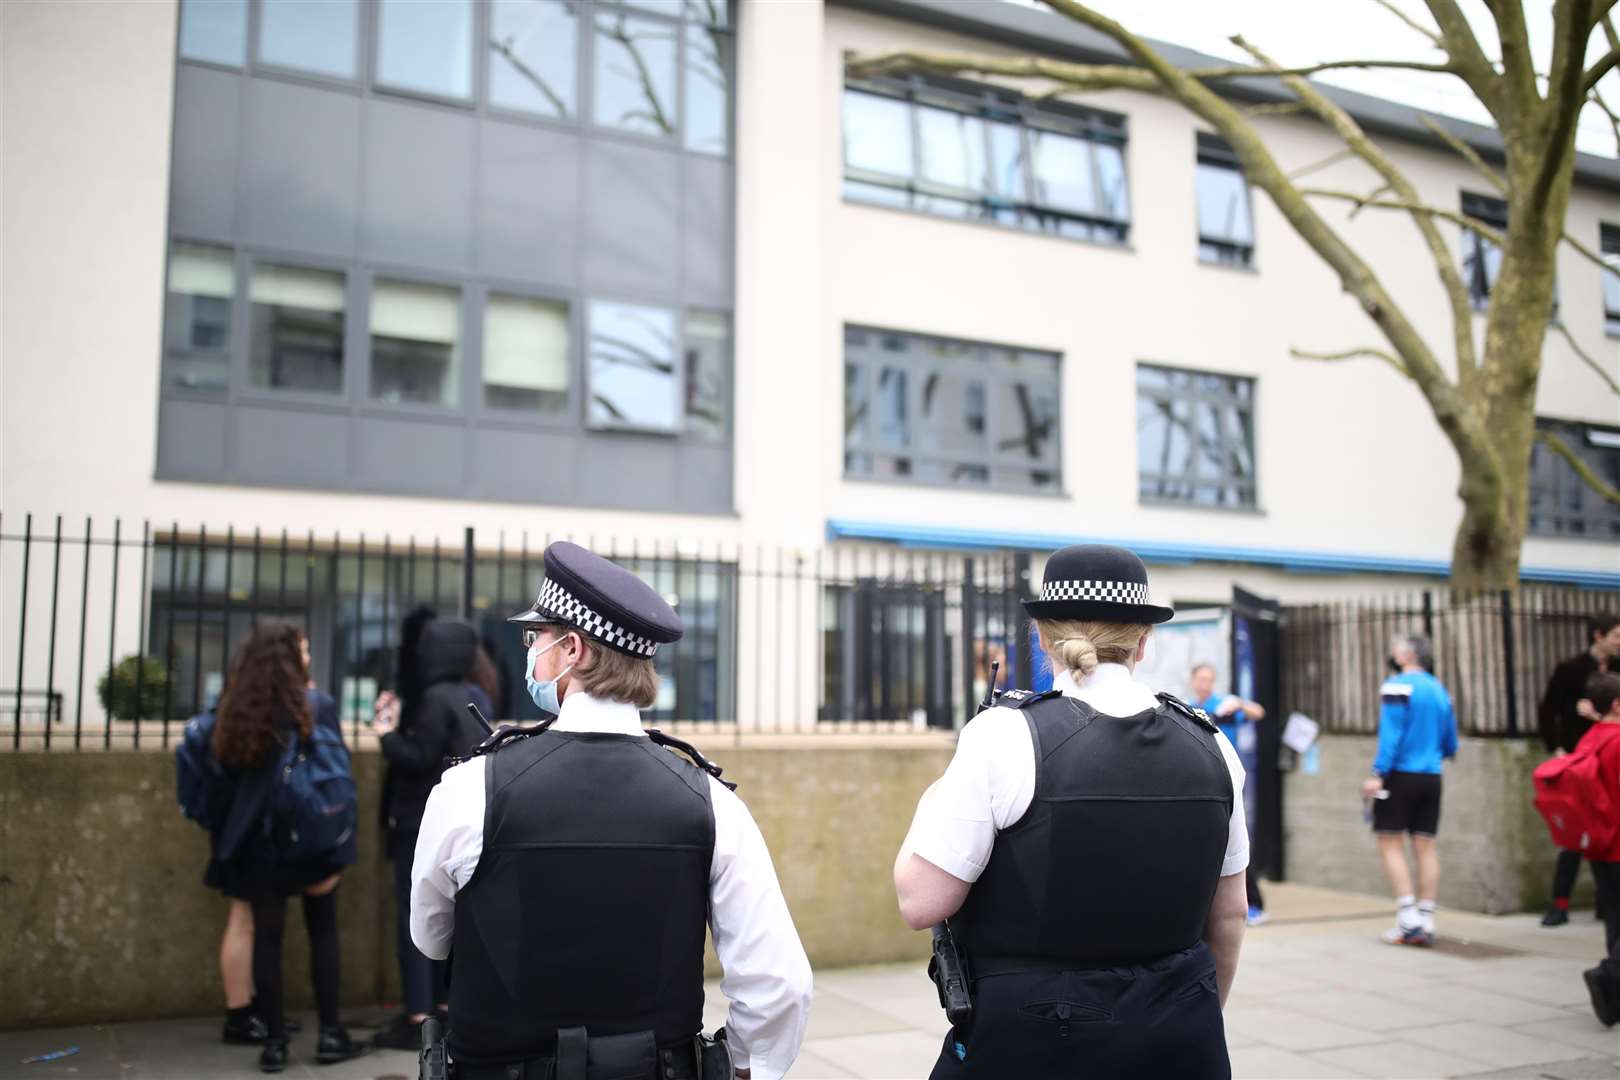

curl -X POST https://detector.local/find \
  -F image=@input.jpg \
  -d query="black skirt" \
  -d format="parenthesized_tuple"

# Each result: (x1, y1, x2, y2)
(205, 848, 347, 900)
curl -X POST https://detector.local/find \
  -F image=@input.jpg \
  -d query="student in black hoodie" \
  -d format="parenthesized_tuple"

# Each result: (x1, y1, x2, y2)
(368, 616, 493, 1049)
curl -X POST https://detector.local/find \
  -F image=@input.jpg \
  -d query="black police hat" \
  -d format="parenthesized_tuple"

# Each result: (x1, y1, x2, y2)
(1022, 544, 1174, 625)
(507, 541, 683, 657)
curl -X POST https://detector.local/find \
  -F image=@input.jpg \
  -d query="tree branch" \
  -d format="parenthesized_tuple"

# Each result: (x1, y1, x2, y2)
(1538, 430, 1620, 506)
(1371, 0, 1444, 48)
(1533, 0, 1595, 212)
(1419, 116, 1506, 192)
(1584, 14, 1620, 90)
(846, 50, 1159, 92)
(1288, 148, 1359, 181)
(1550, 320, 1620, 397)
(1291, 346, 1411, 378)
(1486, 0, 1540, 105)
(1421, 0, 1508, 119)
(1561, 229, 1615, 274)
(1243, 100, 1310, 118)
(1589, 86, 1620, 155)
(1300, 188, 1507, 245)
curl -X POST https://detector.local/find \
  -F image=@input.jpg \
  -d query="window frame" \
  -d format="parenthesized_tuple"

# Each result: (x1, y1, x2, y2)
(250, 0, 367, 88)
(1460, 190, 1508, 311)
(1601, 222, 1620, 338)
(238, 251, 357, 408)
(370, 0, 479, 106)
(843, 324, 1064, 495)
(1529, 417, 1620, 541)
(471, 280, 581, 430)
(360, 270, 472, 417)
(1135, 361, 1261, 512)
(162, 238, 242, 398)
(584, 296, 689, 436)
(1194, 133, 1256, 269)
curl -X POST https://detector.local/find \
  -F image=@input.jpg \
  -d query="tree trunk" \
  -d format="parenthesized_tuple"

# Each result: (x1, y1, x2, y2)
(1449, 464, 1524, 591)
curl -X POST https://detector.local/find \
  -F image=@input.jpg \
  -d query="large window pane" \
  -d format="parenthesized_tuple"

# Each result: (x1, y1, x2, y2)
(1092, 141, 1129, 221)
(258, 0, 359, 79)
(995, 377, 1059, 467)
(377, 0, 473, 99)
(1136, 364, 1256, 509)
(588, 301, 678, 431)
(484, 294, 568, 413)
(1197, 162, 1252, 246)
(1602, 225, 1620, 334)
(1530, 420, 1620, 538)
(987, 121, 1024, 200)
(179, 0, 247, 66)
(1029, 130, 1096, 217)
(370, 280, 461, 406)
(684, 310, 730, 439)
(843, 91, 912, 177)
(489, 0, 578, 117)
(165, 243, 234, 391)
(917, 105, 985, 192)
(593, 11, 677, 137)
(249, 264, 345, 394)
(685, 24, 731, 154)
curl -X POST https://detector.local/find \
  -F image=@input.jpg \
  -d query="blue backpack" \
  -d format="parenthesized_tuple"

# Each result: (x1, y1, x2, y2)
(176, 711, 230, 831)
(266, 720, 358, 861)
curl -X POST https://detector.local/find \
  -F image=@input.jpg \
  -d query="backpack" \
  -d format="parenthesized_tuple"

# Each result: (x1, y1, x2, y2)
(266, 720, 358, 862)
(1533, 735, 1619, 856)
(176, 711, 230, 831)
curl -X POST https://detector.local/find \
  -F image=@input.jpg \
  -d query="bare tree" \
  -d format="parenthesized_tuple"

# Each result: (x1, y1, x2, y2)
(853, 0, 1620, 589)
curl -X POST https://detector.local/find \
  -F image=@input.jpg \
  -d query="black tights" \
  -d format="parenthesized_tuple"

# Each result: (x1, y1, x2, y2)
(251, 886, 342, 1039)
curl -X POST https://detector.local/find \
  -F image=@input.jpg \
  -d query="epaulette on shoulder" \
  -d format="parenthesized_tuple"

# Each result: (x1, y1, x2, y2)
(647, 728, 738, 791)
(1158, 692, 1220, 733)
(996, 688, 1064, 710)
(448, 723, 546, 767)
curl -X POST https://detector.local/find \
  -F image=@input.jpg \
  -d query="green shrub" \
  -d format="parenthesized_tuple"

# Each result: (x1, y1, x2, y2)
(97, 655, 168, 720)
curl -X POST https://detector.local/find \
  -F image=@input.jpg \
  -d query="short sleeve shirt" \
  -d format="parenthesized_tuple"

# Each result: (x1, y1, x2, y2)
(903, 664, 1249, 883)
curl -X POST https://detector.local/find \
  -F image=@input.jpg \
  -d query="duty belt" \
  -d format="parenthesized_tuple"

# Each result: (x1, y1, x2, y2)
(452, 1038, 700, 1080)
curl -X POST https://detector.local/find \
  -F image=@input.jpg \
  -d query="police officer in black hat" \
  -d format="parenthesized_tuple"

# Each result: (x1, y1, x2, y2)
(410, 542, 812, 1080)
(895, 544, 1249, 1079)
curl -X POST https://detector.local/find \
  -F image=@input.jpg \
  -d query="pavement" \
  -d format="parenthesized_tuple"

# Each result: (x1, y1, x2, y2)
(2, 884, 1615, 1080)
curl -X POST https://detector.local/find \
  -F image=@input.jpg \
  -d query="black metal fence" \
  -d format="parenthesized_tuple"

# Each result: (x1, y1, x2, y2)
(2, 512, 1031, 750)
(1281, 586, 1620, 738)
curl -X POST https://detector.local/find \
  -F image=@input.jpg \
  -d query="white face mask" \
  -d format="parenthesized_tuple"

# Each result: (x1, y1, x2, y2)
(525, 634, 575, 715)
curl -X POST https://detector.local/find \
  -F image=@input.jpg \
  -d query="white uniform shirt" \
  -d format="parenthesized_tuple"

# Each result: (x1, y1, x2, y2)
(902, 663, 1250, 884)
(411, 691, 813, 1080)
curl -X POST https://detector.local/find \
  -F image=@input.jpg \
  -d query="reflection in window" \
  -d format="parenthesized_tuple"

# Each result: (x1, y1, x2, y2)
(845, 326, 1061, 491)
(370, 280, 461, 406)
(249, 264, 346, 394)
(179, 0, 247, 66)
(377, 0, 473, 99)
(917, 105, 986, 190)
(258, 0, 359, 79)
(589, 301, 678, 431)
(685, 21, 731, 154)
(593, 11, 677, 137)
(1601, 224, 1620, 335)
(1529, 420, 1620, 539)
(484, 293, 568, 413)
(1136, 364, 1256, 509)
(1461, 191, 1507, 309)
(684, 310, 730, 439)
(1196, 135, 1253, 266)
(488, 0, 577, 118)
(843, 91, 913, 177)
(165, 243, 235, 391)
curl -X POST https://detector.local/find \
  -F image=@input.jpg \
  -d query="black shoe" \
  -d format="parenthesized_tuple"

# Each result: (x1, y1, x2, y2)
(370, 1013, 424, 1050)
(259, 1039, 289, 1074)
(1584, 967, 1617, 1027)
(1541, 907, 1570, 927)
(316, 1027, 369, 1065)
(223, 1012, 270, 1045)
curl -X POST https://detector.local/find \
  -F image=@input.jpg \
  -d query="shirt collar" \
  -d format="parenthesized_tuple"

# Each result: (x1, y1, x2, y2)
(551, 690, 646, 737)
(1053, 662, 1138, 695)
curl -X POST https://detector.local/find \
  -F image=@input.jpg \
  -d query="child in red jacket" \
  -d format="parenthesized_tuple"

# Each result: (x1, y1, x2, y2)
(1578, 671, 1620, 1027)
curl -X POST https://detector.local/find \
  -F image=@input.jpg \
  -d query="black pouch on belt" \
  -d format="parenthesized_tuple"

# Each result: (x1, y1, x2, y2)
(697, 1028, 732, 1080)
(555, 1027, 657, 1080)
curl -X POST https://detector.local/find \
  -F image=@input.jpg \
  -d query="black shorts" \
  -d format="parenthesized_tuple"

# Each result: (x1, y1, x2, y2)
(1372, 771, 1442, 837)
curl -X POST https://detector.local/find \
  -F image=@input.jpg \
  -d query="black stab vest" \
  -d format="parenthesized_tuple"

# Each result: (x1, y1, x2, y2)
(953, 694, 1235, 975)
(447, 730, 714, 1065)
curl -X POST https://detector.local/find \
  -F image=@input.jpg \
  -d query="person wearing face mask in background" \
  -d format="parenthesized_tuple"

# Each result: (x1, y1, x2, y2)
(410, 541, 813, 1080)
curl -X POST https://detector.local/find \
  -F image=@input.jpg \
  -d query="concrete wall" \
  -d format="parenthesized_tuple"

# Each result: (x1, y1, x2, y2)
(0, 742, 951, 1030)
(1282, 733, 1596, 915)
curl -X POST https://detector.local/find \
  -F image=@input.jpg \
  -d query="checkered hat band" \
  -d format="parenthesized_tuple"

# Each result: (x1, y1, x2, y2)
(535, 578, 660, 657)
(1040, 579, 1151, 605)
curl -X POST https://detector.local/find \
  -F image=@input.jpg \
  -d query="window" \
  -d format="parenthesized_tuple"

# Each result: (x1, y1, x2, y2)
(258, 0, 360, 80)
(179, 0, 247, 66)
(370, 280, 461, 406)
(1461, 191, 1506, 309)
(588, 301, 679, 431)
(683, 310, 730, 439)
(164, 243, 235, 391)
(1530, 419, 1620, 539)
(377, 0, 473, 99)
(684, 20, 732, 154)
(248, 264, 346, 394)
(483, 293, 569, 413)
(593, 9, 678, 138)
(1136, 364, 1257, 509)
(844, 326, 1061, 492)
(1196, 134, 1254, 267)
(488, 0, 579, 118)
(842, 78, 1130, 243)
(1602, 224, 1620, 335)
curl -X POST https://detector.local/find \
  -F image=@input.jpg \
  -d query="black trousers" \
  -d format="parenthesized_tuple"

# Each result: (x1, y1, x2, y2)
(1552, 848, 1589, 903)
(928, 943, 1229, 1080)
(1592, 861, 1620, 995)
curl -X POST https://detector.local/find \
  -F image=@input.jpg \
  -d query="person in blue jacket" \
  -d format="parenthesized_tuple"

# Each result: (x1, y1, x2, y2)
(1361, 632, 1457, 946)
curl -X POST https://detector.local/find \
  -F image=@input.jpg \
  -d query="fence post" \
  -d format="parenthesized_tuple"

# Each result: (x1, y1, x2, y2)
(462, 526, 475, 620)
(1421, 590, 1434, 642)
(960, 557, 977, 728)
(13, 513, 32, 748)
(1013, 552, 1033, 692)
(1500, 589, 1519, 736)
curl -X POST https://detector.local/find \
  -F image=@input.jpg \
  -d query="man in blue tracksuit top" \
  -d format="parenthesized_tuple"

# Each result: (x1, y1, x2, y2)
(1361, 632, 1457, 946)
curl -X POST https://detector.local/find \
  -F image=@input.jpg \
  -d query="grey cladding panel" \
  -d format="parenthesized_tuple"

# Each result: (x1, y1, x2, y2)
(362, 101, 474, 272)
(677, 443, 733, 513)
(472, 426, 579, 504)
(682, 155, 732, 306)
(476, 121, 581, 289)
(353, 415, 466, 493)
(155, 398, 229, 480)
(241, 80, 361, 258)
(232, 405, 349, 486)
(575, 432, 680, 511)
(169, 66, 240, 242)
(582, 142, 679, 296)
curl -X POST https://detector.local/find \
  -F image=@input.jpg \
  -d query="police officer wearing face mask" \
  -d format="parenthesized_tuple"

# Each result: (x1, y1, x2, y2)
(410, 542, 813, 1080)
(895, 545, 1249, 1080)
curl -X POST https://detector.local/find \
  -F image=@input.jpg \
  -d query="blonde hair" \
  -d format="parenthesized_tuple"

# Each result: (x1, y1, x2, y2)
(1035, 618, 1150, 679)
(570, 636, 661, 709)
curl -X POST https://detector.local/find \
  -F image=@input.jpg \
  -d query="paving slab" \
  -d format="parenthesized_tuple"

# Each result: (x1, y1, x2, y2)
(1228, 1044, 1372, 1078)
(1400, 1020, 1598, 1069)
(1222, 1003, 1383, 1052)
(1508, 1015, 1620, 1057)
(1311, 1038, 1501, 1078)
(1458, 1061, 1620, 1080)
